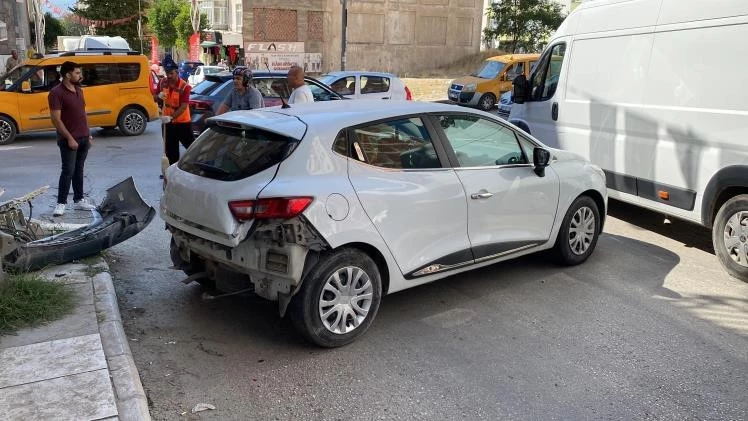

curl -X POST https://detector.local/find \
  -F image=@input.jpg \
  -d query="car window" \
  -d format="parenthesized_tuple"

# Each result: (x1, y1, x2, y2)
(254, 78, 287, 98)
(473, 61, 505, 79)
(81, 63, 120, 86)
(118, 63, 140, 83)
(192, 79, 223, 95)
(505, 62, 524, 81)
(306, 80, 340, 101)
(179, 125, 299, 181)
(347, 117, 440, 169)
(437, 115, 528, 167)
(328, 76, 355, 95)
(211, 80, 234, 99)
(530, 43, 565, 101)
(360, 76, 390, 94)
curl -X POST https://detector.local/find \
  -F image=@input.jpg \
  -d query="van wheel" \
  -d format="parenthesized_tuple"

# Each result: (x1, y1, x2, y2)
(478, 93, 496, 111)
(290, 248, 382, 347)
(553, 196, 600, 265)
(118, 108, 147, 136)
(712, 194, 748, 283)
(0, 116, 17, 145)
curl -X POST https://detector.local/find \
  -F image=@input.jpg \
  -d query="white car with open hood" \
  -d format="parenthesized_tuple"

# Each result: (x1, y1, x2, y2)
(160, 100, 607, 347)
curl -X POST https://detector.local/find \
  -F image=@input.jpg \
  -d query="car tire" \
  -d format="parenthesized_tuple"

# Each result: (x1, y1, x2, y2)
(553, 195, 600, 265)
(117, 107, 147, 136)
(0, 115, 17, 145)
(712, 194, 748, 283)
(290, 248, 382, 348)
(478, 93, 496, 111)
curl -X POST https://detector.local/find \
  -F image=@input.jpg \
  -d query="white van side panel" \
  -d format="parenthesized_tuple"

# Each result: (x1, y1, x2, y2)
(658, 0, 748, 24)
(575, 0, 662, 34)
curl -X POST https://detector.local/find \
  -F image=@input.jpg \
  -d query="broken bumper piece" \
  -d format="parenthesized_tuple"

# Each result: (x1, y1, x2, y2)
(2, 177, 155, 272)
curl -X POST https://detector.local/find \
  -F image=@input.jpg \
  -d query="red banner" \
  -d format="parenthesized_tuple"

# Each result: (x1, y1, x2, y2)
(151, 37, 159, 64)
(189, 33, 200, 61)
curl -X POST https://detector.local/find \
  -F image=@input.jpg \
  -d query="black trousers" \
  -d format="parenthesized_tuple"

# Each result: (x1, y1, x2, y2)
(57, 136, 90, 204)
(164, 122, 195, 165)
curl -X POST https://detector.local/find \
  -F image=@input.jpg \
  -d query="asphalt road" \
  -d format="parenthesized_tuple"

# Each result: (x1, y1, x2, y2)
(2, 123, 747, 420)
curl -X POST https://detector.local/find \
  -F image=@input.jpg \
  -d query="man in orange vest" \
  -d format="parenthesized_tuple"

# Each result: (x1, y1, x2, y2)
(159, 58, 194, 165)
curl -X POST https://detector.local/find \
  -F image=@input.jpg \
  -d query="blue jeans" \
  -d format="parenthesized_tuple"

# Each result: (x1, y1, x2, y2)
(57, 136, 90, 204)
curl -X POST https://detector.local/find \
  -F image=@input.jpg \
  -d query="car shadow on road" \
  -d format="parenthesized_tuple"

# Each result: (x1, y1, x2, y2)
(607, 198, 714, 255)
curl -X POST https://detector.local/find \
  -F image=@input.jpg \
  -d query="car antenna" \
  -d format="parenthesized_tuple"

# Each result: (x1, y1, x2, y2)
(265, 61, 291, 108)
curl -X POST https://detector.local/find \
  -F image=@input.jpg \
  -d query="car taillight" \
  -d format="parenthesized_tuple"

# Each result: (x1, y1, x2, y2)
(190, 99, 214, 111)
(228, 197, 314, 221)
(405, 86, 413, 101)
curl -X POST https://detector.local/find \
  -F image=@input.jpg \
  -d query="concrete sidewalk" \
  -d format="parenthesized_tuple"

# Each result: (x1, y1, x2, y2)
(0, 201, 150, 420)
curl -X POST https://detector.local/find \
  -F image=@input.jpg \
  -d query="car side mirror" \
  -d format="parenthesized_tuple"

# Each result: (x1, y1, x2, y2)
(498, 74, 505, 82)
(512, 75, 528, 104)
(21, 80, 31, 93)
(533, 147, 551, 177)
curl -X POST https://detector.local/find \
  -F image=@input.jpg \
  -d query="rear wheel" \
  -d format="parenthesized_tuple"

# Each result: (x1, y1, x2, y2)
(712, 194, 748, 282)
(553, 196, 600, 265)
(0, 115, 17, 145)
(290, 248, 382, 347)
(117, 108, 147, 136)
(478, 93, 496, 111)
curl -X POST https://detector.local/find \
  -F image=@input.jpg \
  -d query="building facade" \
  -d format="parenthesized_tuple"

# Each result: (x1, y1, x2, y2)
(0, 0, 31, 70)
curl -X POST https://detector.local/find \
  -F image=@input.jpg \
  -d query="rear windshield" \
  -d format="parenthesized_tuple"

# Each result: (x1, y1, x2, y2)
(179, 125, 298, 181)
(192, 79, 222, 95)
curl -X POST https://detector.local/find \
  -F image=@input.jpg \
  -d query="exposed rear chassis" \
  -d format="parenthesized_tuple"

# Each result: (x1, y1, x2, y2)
(1, 177, 155, 272)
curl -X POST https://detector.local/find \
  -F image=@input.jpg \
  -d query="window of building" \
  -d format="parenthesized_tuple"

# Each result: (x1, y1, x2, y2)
(234, 1, 242, 32)
(0, 21, 7, 42)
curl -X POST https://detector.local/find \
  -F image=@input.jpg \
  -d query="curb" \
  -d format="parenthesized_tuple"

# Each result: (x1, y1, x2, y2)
(91, 260, 151, 421)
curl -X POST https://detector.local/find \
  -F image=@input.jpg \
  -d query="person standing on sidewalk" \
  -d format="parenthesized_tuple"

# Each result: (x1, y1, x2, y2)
(159, 58, 194, 165)
(49, 61, 95, 217)
(216, 67, 264, 115)
(287, 65, 313, 104)
(5, 49, 19, 72)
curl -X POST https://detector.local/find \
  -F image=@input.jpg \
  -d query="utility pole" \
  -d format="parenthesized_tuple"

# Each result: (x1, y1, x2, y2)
(340, 0, 347, 70)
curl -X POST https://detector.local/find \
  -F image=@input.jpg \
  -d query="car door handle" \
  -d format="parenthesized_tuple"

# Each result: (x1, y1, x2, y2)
(552, 102, 559, 121)
(470, 192, 494, 199)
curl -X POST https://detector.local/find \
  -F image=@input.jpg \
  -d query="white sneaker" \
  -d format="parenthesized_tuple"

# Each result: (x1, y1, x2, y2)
(73, 200, 96, 210)
(53, 203, 66, 216)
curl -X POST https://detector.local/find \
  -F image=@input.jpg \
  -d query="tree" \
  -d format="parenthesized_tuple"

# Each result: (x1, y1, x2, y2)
(61, 14, 91, 37)
(71, 0, 148, 53)
(484, 0, 566, 53)
(147, 0, 208, 52)
(43, 13, 65, 49)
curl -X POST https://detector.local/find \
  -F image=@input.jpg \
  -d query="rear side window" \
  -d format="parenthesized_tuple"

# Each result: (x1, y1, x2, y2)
(118, 63, 140, 82)
(347, 117, 440, 169)
(179, 125, 298, 181)
(192, 79, 222, 95)
(360, 76, 390, 94)
(81, 63, 119, 86)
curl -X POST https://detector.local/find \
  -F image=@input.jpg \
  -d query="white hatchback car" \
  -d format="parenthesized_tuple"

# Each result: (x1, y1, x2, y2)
(318, 71, 411, 100)
(188, 65, 227, 87)
(161, 101, 607, 347)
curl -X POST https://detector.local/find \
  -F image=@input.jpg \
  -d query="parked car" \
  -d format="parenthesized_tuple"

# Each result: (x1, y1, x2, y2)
(0, 51, 159, 144)
(448, 54, 539, 111)
(497, 90, 513, 120)
(187, 65, 226, 87)
(161, 100, 607, 347)
(178, 60, 204, 81)
(318, 71, 412, 100)
(188, 71, 344, 136)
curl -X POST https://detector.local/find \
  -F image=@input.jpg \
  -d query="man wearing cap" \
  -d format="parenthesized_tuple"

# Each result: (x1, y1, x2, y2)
(216, 67, 264, 115)
(158, 58, 194, 165)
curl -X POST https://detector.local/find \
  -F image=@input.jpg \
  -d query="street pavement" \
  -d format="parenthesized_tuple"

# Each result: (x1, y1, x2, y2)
(0, 197, 150, 420)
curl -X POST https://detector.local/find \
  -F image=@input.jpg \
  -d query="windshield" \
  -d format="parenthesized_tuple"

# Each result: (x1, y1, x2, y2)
(179, 125, 299, 181)
(1, 65, 34, 89)
(472, 61, 505, 79)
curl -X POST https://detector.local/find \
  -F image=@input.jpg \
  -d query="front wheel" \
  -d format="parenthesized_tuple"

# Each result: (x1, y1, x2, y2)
(0, 115, 17, 145)
(477, 93, 496, 111)
(290, 248, 382, 347)
(117, 108, 147, 136)
(712, 194, 748, 283)
(553, 195, 601, 265)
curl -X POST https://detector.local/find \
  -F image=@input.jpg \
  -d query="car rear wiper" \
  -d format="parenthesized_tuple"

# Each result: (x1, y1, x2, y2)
(194, 161, 231, 176)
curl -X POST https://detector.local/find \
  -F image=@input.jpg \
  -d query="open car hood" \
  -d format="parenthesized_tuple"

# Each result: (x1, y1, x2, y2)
(1, 177, 155, 272)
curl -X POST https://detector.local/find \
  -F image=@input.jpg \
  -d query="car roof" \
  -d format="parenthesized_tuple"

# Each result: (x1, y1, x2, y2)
(211, 100, 470, 138)
(322, 71, 399, 79)
(486, 53, 541, 63)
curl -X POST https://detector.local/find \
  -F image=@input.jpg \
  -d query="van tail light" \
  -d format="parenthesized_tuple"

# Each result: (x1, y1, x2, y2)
(190, 99, 214, 111)
(228, 197, 314, 221)
(405, 86, 413, 101)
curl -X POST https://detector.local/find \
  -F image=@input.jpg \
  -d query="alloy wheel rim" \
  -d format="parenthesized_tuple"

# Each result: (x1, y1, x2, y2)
(318, 266, 373, 334)
(481, 97, 494, 109)
(124, 113, 144, 133)
(0, 120, 11, 142)
(568, 206, 596, 255)
(723, 210, 748, 268)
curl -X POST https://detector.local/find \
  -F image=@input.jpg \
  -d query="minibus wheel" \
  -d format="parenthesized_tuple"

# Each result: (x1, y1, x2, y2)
(0, 115, 17, 145)
(712, 194, 748, 283)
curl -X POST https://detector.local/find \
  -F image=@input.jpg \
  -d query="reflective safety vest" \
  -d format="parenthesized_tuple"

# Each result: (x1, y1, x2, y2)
(163, 79, 191, 123)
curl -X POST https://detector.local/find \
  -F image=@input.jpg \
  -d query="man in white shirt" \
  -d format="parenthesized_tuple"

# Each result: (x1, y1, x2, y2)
(287, 65, 313, 104)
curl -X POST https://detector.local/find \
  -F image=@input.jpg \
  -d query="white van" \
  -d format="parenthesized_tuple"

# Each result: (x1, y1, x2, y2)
(509, 0, 748, 282)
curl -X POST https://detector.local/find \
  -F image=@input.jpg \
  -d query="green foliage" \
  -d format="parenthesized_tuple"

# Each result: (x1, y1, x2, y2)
(148, 0, 208, 50)
(61, 15, 91, 36)
(71, 0, 148, 53)
(43, 13, 66, 49)
(484, 0, 566, 53)
(0, 273, 74, 334)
